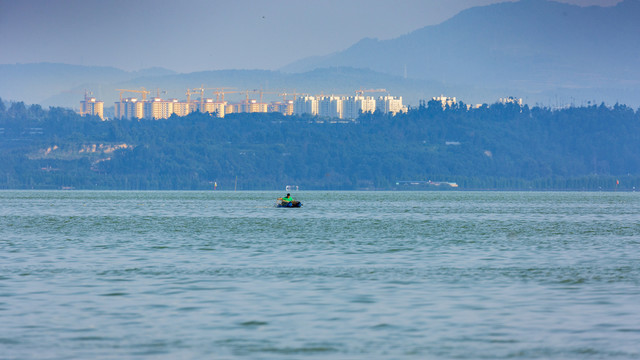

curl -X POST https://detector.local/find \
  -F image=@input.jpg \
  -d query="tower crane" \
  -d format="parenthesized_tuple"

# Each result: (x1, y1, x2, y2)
(211, 87, 235, 101)
(115, 88, 150, 118)
(79, 90, 95, 116)
(115, 88, 150, 103)
(190, 85, 226, 109)
(185, 87, 212, 111)
(252, 89, 279, 104)
(280, 90, 307, 101)
(185, 88, 197, 104)
(212, 88, 242, 102)
(355, 88, 387, 96)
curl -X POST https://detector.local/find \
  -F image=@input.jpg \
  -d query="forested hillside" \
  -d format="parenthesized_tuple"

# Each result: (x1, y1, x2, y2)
(1, 98, 639, 190)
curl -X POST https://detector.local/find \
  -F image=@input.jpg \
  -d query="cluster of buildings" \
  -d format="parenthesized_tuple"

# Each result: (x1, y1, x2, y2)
(78, 88, 408, 121)
(79, 89, 523, 121)
(292, 94, 407, 120)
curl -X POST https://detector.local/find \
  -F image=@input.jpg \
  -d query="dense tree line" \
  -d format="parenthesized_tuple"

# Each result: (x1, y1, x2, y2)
(1, 97, 639, 190)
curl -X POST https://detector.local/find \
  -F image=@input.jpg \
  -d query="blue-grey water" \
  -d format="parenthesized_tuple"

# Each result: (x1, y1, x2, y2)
(1, 191, 639, 359)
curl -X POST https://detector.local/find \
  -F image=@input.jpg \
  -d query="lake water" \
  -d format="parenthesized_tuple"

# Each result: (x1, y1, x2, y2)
(1, 191, 639, 359)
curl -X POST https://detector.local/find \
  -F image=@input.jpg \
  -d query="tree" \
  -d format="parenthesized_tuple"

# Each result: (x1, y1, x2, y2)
(8, 101, 27, 118)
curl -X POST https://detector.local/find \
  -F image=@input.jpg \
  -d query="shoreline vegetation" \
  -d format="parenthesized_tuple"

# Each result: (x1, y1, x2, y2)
(1, 98, 639, 191)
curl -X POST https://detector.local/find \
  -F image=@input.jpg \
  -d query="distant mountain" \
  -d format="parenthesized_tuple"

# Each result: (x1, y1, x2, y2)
(5, 0, 640, 113)
(84, 67, 449, 111)
(282, 0, 640, 106)
(0, 62, 454, 110)
(0, 63, 176, 106)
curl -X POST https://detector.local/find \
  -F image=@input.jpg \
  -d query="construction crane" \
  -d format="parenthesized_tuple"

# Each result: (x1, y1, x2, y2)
(185, 88, 198, 104)
(186, 87, 213, 110)
(115, 88, 150, 102)
(280, 90, 307, 101)
(355, 88, 387, 96)
(314, 92, 347, 99)
(114, 88, 150, 119)
(212, 88, 242, 102)
(190, 85, 225, 109)
(252, 89, 279, 104)
(210, 87, 235, 101)
(241, 90, 252, 103)
(78, 90, 94, 116)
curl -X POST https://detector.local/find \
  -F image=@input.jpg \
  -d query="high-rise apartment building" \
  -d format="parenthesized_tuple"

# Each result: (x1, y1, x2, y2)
(270, 100, 294, 115)
(144, 97, 174, 119)
(343, 96, 376, 119)
(432, 95, 457, 108)
(318, 96, 344, 119)
(377, 96, 407, 115)
(294, 96, 318, 116)
(241, 99, 268, 113)
(80, 95, 104, 120)
(115, 98, 144, 119)
(198, 98, 226, 117)
(225, 103, 237, 115)
(171, 100, 192, 117)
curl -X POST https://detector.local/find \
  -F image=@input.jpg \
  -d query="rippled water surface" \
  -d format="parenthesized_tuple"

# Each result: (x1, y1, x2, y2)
(1, 191, 639, 359)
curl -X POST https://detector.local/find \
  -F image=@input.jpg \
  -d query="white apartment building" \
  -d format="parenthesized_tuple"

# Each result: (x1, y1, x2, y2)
(80, 96, 104, 120)
(144, 97, 174, 120)
(171, 100, 191, 117)
(270, 100, 294, 115)
(115, 98, 144, 119)
(318, 96, 344, 119)
(376, 96, 407, 115)
(241, 99, 268, 113)
(432, 95, 457, 108)
(343, 96, 376, 119)
(198, 98, 226, 117)
(294, 96, 319, 116)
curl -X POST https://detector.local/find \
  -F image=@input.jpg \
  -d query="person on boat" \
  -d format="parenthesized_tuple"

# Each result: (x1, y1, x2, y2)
(282, 193, 293, 203)
(277, 193, 301, 207)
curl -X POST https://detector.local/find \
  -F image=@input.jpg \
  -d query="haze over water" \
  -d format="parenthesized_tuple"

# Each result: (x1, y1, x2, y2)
(1, 191, 639, 359)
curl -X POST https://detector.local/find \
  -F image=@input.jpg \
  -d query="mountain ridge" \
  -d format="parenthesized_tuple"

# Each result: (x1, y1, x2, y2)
(1, 63, 452, 110)
(0, 63, 176, 105)
(281, 0, 640, 98)
(2, 0, 640, 109)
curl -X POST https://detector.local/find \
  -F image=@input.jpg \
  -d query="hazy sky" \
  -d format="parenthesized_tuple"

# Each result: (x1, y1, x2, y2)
(0, 0, 622, 73)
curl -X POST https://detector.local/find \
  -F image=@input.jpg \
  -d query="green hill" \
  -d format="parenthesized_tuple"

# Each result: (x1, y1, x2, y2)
(1, 98, 639, 190)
